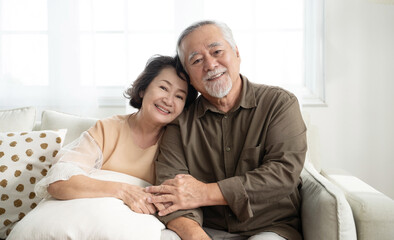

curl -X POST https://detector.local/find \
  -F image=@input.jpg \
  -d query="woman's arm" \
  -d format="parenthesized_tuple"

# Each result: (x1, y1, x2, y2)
(48, 175, 156, 214)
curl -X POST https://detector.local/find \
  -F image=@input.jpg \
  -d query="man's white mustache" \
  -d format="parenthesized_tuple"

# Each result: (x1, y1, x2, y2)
(203, 68, 227, 81)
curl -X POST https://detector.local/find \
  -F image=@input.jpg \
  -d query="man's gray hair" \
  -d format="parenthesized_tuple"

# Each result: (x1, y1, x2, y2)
(176, 20, 237, 67)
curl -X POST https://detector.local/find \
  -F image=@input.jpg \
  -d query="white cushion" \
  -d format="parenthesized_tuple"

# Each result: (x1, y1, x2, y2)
(0, 129, 66, 238)
(40, 110, 97, 146)
(300, 162, 357, 240)
(0, 107, 36, 132)
(7, 170, 165, 240)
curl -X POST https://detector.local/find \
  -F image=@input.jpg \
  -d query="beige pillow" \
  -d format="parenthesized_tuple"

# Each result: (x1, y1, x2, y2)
(40, 110, 97, 146)
(0, 107, 36, 132)
(0, 129, 66, 238)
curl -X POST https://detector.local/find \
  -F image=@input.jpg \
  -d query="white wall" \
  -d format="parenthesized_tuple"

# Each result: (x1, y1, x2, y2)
(303, 0, 394, 198)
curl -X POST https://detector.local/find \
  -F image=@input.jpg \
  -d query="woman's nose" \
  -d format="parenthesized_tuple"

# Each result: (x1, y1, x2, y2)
(163, 95, 173, 106)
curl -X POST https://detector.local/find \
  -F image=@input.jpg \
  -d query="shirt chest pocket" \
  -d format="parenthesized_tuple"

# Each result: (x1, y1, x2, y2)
(234, 145, 262, 176)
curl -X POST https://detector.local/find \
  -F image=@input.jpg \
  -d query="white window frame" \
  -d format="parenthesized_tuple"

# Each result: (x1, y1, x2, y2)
(0, 0, 325, 109)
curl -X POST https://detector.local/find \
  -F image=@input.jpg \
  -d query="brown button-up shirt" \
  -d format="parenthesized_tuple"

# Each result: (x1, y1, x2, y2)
(156, 75, 307, 240)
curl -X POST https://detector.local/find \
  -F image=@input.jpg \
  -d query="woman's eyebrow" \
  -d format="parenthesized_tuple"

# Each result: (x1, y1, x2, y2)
(160, 80, 187, 94)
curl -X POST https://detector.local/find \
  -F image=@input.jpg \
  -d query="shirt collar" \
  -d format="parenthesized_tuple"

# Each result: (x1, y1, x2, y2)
(196, 74, 256, 118)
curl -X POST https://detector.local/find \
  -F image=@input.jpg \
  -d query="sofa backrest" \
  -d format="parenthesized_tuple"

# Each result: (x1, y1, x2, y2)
(38, 110, 98, 146)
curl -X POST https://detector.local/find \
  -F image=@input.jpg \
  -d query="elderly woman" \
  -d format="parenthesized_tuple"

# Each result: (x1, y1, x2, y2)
(35, 55, 197, 214)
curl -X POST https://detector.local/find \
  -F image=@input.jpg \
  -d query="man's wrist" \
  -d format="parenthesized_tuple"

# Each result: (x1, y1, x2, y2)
(205, 183, 227, 206)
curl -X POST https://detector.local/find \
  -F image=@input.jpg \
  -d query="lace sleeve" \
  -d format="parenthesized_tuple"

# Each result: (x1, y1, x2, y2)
(35, 132, 103, 199)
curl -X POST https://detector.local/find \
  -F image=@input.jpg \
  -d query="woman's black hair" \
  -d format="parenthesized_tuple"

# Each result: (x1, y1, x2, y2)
(124, 55, 197, 109)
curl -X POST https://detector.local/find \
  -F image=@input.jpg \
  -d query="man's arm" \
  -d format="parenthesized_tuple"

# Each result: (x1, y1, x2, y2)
(167, 217, 210, 240)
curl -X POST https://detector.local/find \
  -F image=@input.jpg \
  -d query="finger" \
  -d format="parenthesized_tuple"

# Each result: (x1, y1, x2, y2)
(154, 202, 165, 211)
(163, 202, 172, 208)
(161, 178, 179, 186)
(175, 174, 188, 179)
(137, 200, 153, 214)
(146, 203, 157, 214)
(148, 194, 175, 204)
(129, 204, 143, 214)
(158, 204, 179, 216)
(145, 185, 174, 194)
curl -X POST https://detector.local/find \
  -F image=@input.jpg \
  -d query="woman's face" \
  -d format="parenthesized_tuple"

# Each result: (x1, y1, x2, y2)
(140, 67, 188, 126)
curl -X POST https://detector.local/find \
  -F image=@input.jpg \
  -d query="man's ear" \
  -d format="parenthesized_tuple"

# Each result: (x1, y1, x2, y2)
(235, 46, 240, 58)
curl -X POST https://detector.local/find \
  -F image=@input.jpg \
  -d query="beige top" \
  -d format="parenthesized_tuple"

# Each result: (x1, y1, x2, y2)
(35, 114, 159, 199)
(89, 114, 158, 184)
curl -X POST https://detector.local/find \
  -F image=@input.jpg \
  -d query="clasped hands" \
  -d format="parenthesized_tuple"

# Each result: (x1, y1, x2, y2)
(144, 174, 208, 216)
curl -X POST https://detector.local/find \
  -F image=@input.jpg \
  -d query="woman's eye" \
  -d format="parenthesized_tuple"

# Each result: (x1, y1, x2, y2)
(176, 95, 184, 100)
(160, 86, 167, 91)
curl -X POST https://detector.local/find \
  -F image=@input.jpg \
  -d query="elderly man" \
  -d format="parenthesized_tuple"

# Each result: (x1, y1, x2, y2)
(145, 20, 307, 240)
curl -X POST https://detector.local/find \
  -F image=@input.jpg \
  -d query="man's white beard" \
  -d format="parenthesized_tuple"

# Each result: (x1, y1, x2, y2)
(204, 75, 232, 98)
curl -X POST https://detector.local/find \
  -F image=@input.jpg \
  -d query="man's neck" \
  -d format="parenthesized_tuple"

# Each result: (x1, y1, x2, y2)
(204, 77, 243, 113)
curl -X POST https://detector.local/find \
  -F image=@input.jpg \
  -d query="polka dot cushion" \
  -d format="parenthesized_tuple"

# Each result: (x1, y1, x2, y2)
(0, 129, 66, 238)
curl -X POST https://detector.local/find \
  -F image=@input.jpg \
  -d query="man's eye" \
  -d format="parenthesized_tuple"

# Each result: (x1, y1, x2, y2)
(214, 50, 222, 55)
(192, 59, 202, 65)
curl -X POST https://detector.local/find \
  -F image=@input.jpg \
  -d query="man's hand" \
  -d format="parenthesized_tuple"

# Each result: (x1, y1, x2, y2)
(145, 174, 209, 216)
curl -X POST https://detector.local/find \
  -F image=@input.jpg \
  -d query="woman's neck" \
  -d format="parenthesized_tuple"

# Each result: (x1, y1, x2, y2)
(129, 111, 164, 149)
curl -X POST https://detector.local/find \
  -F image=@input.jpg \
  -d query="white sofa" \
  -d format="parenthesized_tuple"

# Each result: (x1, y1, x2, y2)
(1, 106, 393, 240)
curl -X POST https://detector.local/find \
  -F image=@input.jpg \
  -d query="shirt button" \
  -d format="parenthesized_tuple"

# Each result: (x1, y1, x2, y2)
(224, 115, 228, 119)
(226, 147, 231, 152)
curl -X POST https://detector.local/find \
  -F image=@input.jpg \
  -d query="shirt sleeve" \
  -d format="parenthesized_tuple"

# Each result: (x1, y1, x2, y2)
(155, 123, 204, 227)
(217, 95, 307, 222)
(35, 131, 103, 199)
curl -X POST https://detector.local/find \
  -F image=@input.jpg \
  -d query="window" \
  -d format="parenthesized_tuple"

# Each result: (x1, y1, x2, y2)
(0, 0, 325, 112)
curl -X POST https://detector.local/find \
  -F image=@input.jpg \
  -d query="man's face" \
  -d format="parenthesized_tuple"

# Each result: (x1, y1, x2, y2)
(180, 24, 241, 99)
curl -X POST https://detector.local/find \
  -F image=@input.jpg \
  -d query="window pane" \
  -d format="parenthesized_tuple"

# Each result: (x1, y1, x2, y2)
(94, 34, 126, 86)
(203, 0, 254, 31)
(128, 33, 175, 82)
(1, 34, 48, 85)
(80, 34, 94, 86)
(78, 0, 93, 31)
(93, 0, 124, 31)
(1, 0, 47, 31)
(128, 0, 175, 31)
(235, 32, 255, 80)
(256, 31, 303, 87)
(78, 0, 124, 31)
(256, 0, 304, 30)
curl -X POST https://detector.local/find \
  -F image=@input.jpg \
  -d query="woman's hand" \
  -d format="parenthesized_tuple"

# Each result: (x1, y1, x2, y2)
(117, 183, 157, 214)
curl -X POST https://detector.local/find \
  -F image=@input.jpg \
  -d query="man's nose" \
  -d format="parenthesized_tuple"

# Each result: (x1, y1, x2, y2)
(203, 55, 218, 71)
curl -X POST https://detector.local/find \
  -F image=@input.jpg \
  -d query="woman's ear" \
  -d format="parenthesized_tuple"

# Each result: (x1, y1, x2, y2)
(139, 90, 144, 98)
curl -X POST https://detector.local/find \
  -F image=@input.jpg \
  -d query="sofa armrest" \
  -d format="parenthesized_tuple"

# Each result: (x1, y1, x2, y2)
(322, 169, 394, 240)
(300, 162, 357, 240)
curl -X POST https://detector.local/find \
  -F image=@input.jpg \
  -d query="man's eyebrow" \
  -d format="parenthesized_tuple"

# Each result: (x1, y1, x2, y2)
(187, 42, 223, 62)
(208, 42, 222, 48)
(188, 52, 199, 63)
